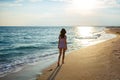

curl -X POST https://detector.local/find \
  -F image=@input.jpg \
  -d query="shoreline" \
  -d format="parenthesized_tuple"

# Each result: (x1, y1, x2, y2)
(37, 28, 120, 80)
(0, 27, 119, 80)
(0, 55, 58, 80)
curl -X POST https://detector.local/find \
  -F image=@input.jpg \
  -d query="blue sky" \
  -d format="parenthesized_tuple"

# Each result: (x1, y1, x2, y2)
(0, 0, 120, 26)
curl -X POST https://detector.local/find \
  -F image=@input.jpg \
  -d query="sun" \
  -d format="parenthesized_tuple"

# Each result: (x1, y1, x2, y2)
(68, 0, 98, 14)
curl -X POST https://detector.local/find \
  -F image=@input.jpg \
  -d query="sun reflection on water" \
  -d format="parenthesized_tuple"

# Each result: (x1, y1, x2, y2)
(74, 26, 95, 46)
(76, 26, 93, 37)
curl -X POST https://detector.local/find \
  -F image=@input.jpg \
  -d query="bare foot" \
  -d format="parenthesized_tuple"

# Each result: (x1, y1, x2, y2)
(57, 63, 60, 67)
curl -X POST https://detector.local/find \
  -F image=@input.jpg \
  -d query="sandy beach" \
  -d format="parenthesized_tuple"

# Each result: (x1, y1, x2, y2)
(37, 28, 120, 80)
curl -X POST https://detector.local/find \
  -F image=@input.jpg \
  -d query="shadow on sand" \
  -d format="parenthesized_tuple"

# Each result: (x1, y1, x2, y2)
(47, 65, 62, 80)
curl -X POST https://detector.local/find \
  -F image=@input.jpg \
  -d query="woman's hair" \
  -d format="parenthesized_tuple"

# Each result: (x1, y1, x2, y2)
(60, 28, 66, 38)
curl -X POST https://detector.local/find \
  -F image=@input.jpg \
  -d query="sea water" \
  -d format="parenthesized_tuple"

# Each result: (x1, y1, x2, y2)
(0, 26, 116, 80)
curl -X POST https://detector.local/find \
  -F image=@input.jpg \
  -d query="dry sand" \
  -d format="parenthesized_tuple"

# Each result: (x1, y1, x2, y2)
(37, 28, 120, 80)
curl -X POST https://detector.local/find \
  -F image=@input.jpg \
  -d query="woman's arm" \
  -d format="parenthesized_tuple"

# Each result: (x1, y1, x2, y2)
(58, 36, 60, 48)
(65, 36, 67, 50)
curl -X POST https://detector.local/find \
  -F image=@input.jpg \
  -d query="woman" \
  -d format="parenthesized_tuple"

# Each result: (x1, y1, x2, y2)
(58, 28, 67, 66)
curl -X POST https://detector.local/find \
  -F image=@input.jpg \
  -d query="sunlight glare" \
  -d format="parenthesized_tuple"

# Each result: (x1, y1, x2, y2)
(76, 26, 93, 37)
(75, 26, 94, 46)
(68, 0, 98, 14)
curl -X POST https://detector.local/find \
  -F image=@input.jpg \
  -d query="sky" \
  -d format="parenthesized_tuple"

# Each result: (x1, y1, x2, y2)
(0, 0, 120, 26)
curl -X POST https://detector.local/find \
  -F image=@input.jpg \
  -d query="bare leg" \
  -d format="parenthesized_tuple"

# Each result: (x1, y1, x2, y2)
(58, 48, 62, 66)
(62, 49, 66, 64)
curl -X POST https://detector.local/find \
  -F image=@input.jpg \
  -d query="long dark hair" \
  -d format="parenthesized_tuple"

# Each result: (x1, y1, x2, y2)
(60, 28, 66, 38)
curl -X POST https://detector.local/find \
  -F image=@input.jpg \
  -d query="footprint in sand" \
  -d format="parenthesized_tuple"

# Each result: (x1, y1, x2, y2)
(112, 50, 120, 59)
(118, 57, 120, 59)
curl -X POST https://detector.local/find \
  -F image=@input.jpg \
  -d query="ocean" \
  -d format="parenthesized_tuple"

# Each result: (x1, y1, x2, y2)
(0, 26, 116, 80)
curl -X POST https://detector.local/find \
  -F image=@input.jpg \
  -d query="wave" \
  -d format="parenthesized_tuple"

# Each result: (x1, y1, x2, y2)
(23, 36, 32, 39)
(0, 52, 25, 59)
(49, 41, 58, 44)
(75, 37, 97, 39)
(38, 52, 58, 58)
(0, 45, 49, 51)
(0, 51, 58, 77)
(94, 34, 101, 37)
(75, 33, 102, 39)
(49, 41, 72, 45)
(0, 41, 10, 44)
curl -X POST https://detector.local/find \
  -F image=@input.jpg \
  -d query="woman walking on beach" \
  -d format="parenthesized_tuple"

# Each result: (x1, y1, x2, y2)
(58, 28, 67, 66)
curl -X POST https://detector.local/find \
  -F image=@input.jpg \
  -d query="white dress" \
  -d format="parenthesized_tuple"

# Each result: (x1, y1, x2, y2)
(58, 36, 66, 48)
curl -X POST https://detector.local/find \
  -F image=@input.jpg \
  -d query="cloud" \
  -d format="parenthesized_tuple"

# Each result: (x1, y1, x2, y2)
(0, 3, 23, 7)
(29, 0, 43, 3)
(50, 0, 67, 2)
(0, 0, 23, 7)
(50, 0, 71, 3)
(0, 0, 42, 7)
(15, 0, 24, 3)
(50, 0, 120, 7)
(94, 0, 120, 8)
